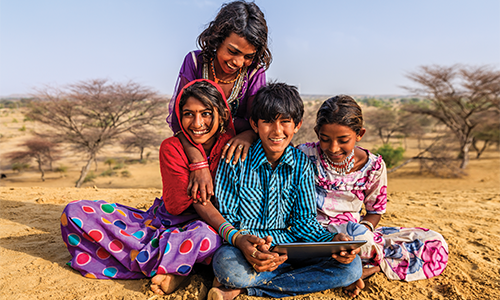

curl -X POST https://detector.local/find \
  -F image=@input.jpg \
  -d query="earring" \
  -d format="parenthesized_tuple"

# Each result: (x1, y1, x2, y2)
(220, 123, 226, 133)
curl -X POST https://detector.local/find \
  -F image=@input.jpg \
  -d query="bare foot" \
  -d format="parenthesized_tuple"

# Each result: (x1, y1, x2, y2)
(207, 287, 244, 300)
(343, 278, 365, 298)
(362, 265, 381, 279)
(150, 273, 187, 295)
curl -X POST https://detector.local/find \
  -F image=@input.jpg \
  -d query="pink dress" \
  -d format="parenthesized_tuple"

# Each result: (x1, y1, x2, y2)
(297, 143, 448, 281)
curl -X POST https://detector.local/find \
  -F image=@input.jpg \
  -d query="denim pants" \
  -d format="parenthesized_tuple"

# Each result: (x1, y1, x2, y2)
(212, 245, 362, 298)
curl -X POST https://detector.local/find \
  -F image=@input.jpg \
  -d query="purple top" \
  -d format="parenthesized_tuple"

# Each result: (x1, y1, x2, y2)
(167, 50, 266, 134)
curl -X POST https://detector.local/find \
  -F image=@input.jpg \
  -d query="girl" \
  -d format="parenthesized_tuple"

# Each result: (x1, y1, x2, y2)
(297, 95, 448, 290)
(166, 0, 271, 203)
(61, 80, 269, 295)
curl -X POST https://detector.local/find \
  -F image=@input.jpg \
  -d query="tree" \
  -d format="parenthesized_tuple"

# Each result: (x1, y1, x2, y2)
(4, 138, 60, 181)
(403, 65, 500, 169)
(27, 79, 167, 187)
(120, 129, 162, 161)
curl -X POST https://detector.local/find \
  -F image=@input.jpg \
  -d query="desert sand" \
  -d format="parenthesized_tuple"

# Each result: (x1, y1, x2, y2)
(1, 108, 500, 299)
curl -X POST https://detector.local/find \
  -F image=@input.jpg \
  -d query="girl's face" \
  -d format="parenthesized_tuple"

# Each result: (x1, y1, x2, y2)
(215, 32, 257, 76)
(181, 96, 220, 146)
(317, 123, 365, 163)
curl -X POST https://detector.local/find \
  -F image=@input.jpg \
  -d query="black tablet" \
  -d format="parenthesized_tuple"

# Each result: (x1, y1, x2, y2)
(270, 241, 367, 260)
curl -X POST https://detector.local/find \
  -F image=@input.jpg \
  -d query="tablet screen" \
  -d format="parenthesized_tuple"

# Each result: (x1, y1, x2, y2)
(270, 240, 367, 260)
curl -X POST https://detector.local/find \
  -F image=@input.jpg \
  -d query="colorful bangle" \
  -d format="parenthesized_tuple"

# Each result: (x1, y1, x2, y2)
(218, 221, 237, 245)
(189, 161, 209, 171)
(359, 220, 374, 232)
(231, 229, 249, 245)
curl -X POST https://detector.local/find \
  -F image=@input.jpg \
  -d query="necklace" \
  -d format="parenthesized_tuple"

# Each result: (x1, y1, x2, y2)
(322, 149, 355, 176)
(211, 60, 241, 84)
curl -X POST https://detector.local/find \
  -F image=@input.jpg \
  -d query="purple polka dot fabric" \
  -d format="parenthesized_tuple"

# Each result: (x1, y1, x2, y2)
(60, 198, 222, 279)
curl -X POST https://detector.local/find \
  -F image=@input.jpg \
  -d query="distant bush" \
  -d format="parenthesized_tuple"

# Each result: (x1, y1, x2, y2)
(121, 170, 131, 178)
(55, 166, 68, 173)
(19, 125, 26, 132)
(112, 162, 125, 170)
(373, 144, 405, 169)
(12, 118, 18, 123)
(100, 169, 116, 177)
(83, 171, 97, 183)
(12, 162, 30, 172)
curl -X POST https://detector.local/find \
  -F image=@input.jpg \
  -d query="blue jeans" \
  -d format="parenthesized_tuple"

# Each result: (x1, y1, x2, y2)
(212, 245, 362, 298)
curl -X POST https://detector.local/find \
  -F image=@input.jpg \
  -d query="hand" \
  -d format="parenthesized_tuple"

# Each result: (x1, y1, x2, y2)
(235, 235, 284, 273)
(331, 233, 359, 264)
(222, 130, 257, 164)
(187, 167, 213, 205)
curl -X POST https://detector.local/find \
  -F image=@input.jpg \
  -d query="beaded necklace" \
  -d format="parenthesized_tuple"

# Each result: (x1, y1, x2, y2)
(322, 149, 355, 176)
(211, 60, 242, 84)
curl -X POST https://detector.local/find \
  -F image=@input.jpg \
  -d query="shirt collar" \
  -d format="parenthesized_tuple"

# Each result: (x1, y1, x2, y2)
(249, 139, 296, 171)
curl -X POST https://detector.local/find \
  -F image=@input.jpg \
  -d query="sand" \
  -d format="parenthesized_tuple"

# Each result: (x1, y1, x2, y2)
(1, 108, 500, 299)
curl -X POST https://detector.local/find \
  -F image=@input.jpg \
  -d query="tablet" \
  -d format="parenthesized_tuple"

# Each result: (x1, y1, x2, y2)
(270, 241, 367, 260)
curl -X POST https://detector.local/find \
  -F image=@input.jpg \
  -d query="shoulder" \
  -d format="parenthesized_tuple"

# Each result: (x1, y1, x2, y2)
(181, 50, 203, 69)
(359, 147, 386, 173)
(160, 137, 185, 160)
(289, 146, 314, 173)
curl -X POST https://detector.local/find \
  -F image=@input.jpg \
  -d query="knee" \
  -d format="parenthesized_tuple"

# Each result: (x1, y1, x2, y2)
(213, 246, 257, 288)
(346, 255, 363, 283)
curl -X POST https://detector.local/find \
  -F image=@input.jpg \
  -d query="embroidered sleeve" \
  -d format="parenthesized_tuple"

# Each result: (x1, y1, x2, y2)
(364, 155, 388, 214)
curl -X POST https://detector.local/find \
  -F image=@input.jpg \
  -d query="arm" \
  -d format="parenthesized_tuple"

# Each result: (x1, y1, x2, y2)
(215, 158, 284, 272)
(288, 159, 337, 243)
(363, 155, 388, 229)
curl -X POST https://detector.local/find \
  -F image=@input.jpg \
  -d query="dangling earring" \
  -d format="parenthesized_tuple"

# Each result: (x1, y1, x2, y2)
(220, 123, 226, 133)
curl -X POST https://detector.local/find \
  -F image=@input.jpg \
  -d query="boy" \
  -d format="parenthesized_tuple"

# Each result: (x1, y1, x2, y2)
(209, 83, 363, 299)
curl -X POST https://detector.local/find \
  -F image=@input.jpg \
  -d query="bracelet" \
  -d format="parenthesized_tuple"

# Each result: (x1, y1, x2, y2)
(359, 220, 374, 232)
(189, 161, 209, 171)
(218, 221, 237, 245)
(231, 229, 250, 245)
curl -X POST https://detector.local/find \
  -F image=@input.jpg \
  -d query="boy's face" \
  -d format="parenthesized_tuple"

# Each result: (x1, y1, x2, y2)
(250, 115, 303, 164)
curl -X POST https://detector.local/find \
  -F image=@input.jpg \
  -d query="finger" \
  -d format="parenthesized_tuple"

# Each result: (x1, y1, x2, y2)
(199, 186, 207, 204)
(225, 145, 236, 163)
(187, 177, 193, 195)
(208, 181, 214, 196)
(232, 145, 243, 165)
(190, 182, 199, 200)
(240, 146, 249, 162)
(221, 142, 231, 159)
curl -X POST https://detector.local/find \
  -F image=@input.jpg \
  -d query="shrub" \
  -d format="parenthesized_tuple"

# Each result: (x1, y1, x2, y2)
(19, 125, 26, 131)
(112, 162, 124, 170)
(12, 162, 30, 172)
(373, 144, 405, 169)
(100, 169, 115, 177)
(55, 166, 68, 173)
(83, 171, 96, 183)
(121, 170, 131, 178)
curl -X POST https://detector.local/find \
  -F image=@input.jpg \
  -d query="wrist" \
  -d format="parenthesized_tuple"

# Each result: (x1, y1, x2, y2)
(359, 220, 374, 232)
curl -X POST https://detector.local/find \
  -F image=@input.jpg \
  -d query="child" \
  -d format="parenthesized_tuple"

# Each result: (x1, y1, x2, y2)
(208, 83, 363, 300)
(297, 95, 449, 288)
(61, 80, 263, 296)
(166, 1, 272, 203)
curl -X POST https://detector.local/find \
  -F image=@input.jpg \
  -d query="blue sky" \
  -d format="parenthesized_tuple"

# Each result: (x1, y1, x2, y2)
(1, 0, 499, 97)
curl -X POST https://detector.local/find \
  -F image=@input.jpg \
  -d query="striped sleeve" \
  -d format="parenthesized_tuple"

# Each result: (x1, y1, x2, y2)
(215, 159, 240, 226)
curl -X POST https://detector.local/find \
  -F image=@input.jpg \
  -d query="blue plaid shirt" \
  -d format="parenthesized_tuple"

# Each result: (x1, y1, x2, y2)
(215, 139, 336, 245)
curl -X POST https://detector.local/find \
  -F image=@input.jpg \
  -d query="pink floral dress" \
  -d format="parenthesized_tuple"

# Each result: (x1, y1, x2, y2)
(297, 143, 448, 281)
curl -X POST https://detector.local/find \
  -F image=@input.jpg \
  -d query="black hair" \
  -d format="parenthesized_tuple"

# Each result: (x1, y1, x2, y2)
(197, 0, 272, 70)
(179, 80, 229, 131)
(314, 95, 363, 135)
(251, 82, 304, 126)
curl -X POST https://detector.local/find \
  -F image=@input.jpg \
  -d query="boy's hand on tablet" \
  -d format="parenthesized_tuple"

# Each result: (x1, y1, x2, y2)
(331, 233, 360, 264)
(236, 235, 285, 272)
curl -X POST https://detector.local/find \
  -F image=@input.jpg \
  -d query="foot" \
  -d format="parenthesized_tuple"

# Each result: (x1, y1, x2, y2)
(150, 274, 186, 295)
(207, 287, 244, 300)
(361, 265, 381, 279)
(343, 278, 365, 298)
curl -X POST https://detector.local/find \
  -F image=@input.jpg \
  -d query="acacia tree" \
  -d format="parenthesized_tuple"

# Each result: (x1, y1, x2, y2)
(120, 129, 162, 161)
(403, 65, 500, 169)
(4, 138, 60, 181)
(27, 79, 167, 187)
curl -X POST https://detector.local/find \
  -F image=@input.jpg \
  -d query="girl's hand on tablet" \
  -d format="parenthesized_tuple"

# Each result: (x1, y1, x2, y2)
(331, 233, 360, 264)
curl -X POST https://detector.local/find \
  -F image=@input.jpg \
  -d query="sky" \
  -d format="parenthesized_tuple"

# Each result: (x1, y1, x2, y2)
(1, 0, 499, 97)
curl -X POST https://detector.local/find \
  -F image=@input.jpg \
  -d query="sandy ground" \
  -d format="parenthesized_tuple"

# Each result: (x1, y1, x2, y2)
(1, 108, 500, 299)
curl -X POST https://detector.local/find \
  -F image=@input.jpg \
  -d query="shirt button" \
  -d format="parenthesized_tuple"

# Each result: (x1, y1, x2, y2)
(271, 187, 275, 190)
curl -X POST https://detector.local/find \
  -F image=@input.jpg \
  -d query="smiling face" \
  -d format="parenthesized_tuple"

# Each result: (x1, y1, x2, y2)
(251, 115, 302, 166)
(317, 123, 365, 163)
(181, 96, 220, 149)
(215, 32, 257, 77)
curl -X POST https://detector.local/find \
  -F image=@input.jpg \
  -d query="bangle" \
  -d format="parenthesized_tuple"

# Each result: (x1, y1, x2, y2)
(189, 161, 209, 171)
(232, 229, 249, 245)
(218, 221, 237, 245)
(359, 220, 374, 232)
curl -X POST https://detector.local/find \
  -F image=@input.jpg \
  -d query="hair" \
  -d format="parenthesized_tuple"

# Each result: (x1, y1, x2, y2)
(314, 95, 364, 135)
(251, 82, 304, 126)
(179, 80, 229, 131)
(197, 0, 272, 70)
